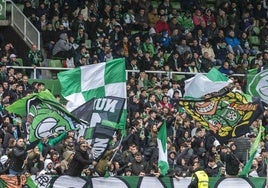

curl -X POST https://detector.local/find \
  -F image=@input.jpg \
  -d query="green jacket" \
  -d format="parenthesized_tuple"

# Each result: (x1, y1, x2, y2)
(38, 132, 67, 155)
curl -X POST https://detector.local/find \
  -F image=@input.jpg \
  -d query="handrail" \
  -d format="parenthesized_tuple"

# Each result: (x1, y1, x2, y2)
(7, 65, 247, 80)
(7, 0, 40, 49)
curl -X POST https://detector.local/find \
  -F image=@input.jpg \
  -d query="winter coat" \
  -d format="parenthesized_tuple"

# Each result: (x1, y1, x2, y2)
(9, 145, 27, 173)
(60, 150, 74, 174)
(3, 124, 14, 149)
(95, 149, 114, 176)
(39, 159, 55, 175)
(52, 33, 73, 55)
(65, 147, 92, 176)
(225, 36, 241, 47)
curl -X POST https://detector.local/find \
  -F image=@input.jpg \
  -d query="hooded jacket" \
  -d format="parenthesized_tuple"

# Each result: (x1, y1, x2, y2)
(52, 33, 73, 55)
(39, 159, 55, 176)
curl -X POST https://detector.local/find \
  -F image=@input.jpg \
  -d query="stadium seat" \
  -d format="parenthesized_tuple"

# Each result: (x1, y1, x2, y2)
(171, 2, 181, 10)
(48, 59, 62, 79)
(48, 59, 62, 67)
(85, 39, 92, 49)
(205, 0, 217, 11)
(16, 58, 23, 66)
(164, 53, 171, 62)
(252, 26, 260, 35)
(151, 1, 159, 8)
(172, 74, 185, 81)
(248, 36, 260, 49)
(14, 57, 25, 74)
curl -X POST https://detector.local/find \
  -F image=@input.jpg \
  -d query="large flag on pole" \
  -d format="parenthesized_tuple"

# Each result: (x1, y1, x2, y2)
(71, 96, 125, 160)
(180, 68, 264, 144)
(157, 121, 169, 175)
(180, 89, 263, 144)
(58, 58, 127, 130)
(239, 125, 265, 177)
(6, 90, 82, 143)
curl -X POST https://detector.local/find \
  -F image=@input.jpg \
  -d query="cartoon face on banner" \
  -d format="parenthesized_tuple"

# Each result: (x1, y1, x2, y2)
(27, 97, 78, 143)
(180, 92, 259, 139)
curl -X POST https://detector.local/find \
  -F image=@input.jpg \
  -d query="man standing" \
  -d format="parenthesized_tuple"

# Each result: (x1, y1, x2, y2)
(9, 138, 27, 175)
(28, 44, 44, 79)
(65, 142, 93, 176)
(188, 162, 209, 188)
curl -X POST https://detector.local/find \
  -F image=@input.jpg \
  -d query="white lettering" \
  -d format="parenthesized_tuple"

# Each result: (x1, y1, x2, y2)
(93, 138, 110, 158)
(94, 98, 118, 112)
(103, 99, 117, 112)
(90, 113, 101, 128)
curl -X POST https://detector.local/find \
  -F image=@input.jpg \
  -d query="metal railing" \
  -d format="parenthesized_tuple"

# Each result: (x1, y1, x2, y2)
(7, 0, 40, 49)
(7, 65, 246, 80)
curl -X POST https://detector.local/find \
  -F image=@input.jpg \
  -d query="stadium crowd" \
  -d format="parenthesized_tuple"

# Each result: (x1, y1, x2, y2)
(0, 0, 267, 180)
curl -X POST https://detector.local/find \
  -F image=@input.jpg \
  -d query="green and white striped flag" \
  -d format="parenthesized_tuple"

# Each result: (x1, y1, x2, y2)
(157, 121, 169, 175)
(58, 58, 127, 130)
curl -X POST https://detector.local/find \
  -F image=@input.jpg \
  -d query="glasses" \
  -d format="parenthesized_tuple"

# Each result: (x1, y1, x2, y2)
(81, 145, 87, 148)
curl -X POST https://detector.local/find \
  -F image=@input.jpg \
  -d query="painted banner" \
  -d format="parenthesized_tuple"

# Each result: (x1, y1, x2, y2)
(180, 88, 264, 144)
(6, 90, 82, 143)
(22, 175, 267, 188)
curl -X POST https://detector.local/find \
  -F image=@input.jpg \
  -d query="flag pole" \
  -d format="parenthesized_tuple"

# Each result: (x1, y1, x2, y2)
(109, 133, 124, 163)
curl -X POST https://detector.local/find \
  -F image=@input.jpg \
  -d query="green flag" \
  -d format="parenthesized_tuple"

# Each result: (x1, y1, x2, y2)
(206, 67, 229, 82)
(58, 58, 127, 130)
(6, 89, 56, 116)
(157, 121, 169, 175)
(6, 90, 82, 143)
(239, 126, 264, 177)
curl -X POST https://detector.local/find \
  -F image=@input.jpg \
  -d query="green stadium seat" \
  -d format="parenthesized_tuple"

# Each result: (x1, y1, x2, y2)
(151, 1, 159, 8)
(248, 36, 260, 48)
(172, 74, 185, 81)
(16, 58, 23, 66)
(252, 26, 260, 35)
(131, 30, 140, 35)
(164, 53, 171, 62)
(48, 59, 62, 67)
(13, 57, 25, 75)
(48, 59, 62, 79)
(85, 39, 92, 49)
(171, 2, 181, 10)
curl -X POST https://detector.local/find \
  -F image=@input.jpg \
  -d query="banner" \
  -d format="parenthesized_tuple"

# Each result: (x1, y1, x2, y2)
(58, 58, 127, 130)
(180, 89, 264, 144)
(6, 90, 82, 143)
(72, 96, 125, 160)
(24, 175, 267, 188)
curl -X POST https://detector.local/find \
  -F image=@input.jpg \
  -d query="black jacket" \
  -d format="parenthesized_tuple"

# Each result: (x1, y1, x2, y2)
(9, 146, 27, 172)
(65, 148, 92, 176)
